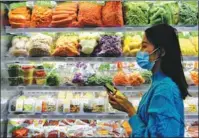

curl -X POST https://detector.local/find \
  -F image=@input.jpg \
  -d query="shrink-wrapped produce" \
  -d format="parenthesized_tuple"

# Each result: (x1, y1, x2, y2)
(123, 33, 142, 56)
(102, 1, 124, 27)
(78, 2, 103, 27)
(8, 2, 31, 28)
(9, 36, 30, 56)
(52, 2, 78, 27)
(52, 34, 79, 57)
(31, 1, 54, 28)
(28, 33, 53, 57)
(92, 35, 122, 57)
(79, 32, 100, 55)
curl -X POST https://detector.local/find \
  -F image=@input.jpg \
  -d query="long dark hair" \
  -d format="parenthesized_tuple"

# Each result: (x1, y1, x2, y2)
(145, 24, 189, 99)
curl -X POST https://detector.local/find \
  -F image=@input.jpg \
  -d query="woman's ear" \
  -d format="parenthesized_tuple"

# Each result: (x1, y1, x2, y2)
(160, 48, 166, 57)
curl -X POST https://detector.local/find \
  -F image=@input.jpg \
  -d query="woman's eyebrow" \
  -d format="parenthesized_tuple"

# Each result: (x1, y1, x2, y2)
(142, 41, 148, 44)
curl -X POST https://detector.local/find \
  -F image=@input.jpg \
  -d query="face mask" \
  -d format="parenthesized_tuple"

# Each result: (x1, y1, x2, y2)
(136, 48, 159, 70)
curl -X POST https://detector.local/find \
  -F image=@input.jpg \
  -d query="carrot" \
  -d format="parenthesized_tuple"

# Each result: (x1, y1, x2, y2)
(53, 11, 76, 15)
(52, 14, 69, 21)
(113, 71, 129, 86)
(51, 18, 73, 26)
(55, 7, 77, 11)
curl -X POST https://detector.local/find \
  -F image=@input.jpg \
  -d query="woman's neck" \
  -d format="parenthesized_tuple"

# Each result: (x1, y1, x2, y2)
(152, 60, 161, 74)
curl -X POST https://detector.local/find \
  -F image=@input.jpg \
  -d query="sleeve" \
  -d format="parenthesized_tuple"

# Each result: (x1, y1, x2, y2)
(128, 85, 183, 137)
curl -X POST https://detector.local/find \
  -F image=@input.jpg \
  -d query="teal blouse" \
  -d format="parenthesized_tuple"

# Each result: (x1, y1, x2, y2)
(129, 71, 184, 137)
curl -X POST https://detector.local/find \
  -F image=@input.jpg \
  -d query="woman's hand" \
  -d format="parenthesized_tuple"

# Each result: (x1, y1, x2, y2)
(108, 94, 137, 117)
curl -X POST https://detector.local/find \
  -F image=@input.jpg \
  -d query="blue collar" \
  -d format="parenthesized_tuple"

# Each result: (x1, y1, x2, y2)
(152, 71, 166, 83)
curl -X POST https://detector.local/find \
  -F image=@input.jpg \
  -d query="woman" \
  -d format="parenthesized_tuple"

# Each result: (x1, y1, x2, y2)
(108, 24, 190, 137)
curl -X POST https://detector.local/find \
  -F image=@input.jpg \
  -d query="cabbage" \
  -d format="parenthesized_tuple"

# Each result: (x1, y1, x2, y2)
(92, 35, 122, 57)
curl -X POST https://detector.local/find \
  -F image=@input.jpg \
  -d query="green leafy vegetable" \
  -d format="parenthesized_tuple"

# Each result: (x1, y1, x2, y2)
(124, 2, 149, 26)
(179, 2, 198, 25)
(86, 75, 112, 86)
(46, 72, 60, 86)
(149, 3, 173, 25)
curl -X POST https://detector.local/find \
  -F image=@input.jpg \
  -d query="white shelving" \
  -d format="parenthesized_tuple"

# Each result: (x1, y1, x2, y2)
(5, 26, 198, 34)
(5, 85, 150, 92)
(7, 113, 198, 120)
(4, 85, 198, 94)
(3, 56, 198, 63)
(7, 113, 128, 120)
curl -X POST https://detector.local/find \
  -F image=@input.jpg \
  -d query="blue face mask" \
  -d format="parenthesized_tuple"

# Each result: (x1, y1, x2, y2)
(136, 48, 159, 70)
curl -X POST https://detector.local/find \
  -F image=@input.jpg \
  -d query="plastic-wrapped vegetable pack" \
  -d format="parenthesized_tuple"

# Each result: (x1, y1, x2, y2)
(78, 2, 103, 27)
(124, 2, 149, 26)
(149, 2, 173, 25)
(102, 1, 124, 27)
(189, 32, 198, 53)
(179, 2, 198, 25)
(92, 35, 122, 57)
(123, 32, 142, 56)
(31, 1, 53, 28)
(52, 34, 79, 57)
(51, 2, 78, 27)
(79, 32, 100, 55)
(9, 36, 30, 56)
(178, 32, 197, 56)
(8, 2, 31, 28)
(72, 62, 95, 85)
(28, 33, 53, 57)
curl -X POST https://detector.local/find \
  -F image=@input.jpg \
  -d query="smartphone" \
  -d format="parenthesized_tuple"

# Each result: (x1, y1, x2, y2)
(104, 83, 116, 95)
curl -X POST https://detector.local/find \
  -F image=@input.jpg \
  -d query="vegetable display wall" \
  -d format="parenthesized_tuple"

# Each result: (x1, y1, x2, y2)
(1, 1, 198, 138)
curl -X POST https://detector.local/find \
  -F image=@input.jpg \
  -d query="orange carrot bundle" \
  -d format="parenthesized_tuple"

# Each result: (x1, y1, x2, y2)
(8, 7, 31, 28)
(190, 71, 198, 86)
(113, 71, 129, 86)
(51, 2, 78, 27)
(128, 72, 145, 86)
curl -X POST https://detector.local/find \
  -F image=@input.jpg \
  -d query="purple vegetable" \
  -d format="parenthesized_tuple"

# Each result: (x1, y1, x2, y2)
(92, 35, 122, 57)
(72, 73, 84, 84)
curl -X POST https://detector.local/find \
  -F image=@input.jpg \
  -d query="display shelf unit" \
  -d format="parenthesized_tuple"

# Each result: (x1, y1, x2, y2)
(4, 85, 151, 92)
(5, 26, 198, 33)
(7, 113, 198, 120)
(7, 113, 128, 120)
(3, 85, 198, 94)
(2, 56, 198, 63)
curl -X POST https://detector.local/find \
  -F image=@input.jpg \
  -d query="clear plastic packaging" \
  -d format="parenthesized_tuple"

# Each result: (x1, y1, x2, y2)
(91, 98, 105, 113)
(70, 99, 80, 113)
(57, 99, 70, 113)
(23, 97, 35, 112)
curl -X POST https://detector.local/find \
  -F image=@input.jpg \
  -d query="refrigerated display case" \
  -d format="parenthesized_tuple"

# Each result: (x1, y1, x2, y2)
(1, 0, 198, 137)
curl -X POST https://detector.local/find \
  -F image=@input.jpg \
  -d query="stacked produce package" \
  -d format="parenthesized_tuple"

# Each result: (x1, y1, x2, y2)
(1, 0, 198, 138)
(6, 1, 198, 28)
(5, 32, 199, 57)
(8, 2, 31, 28)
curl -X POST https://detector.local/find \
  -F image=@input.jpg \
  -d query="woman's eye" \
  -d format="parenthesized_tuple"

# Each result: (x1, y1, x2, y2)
(142, 45, 147, 49)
